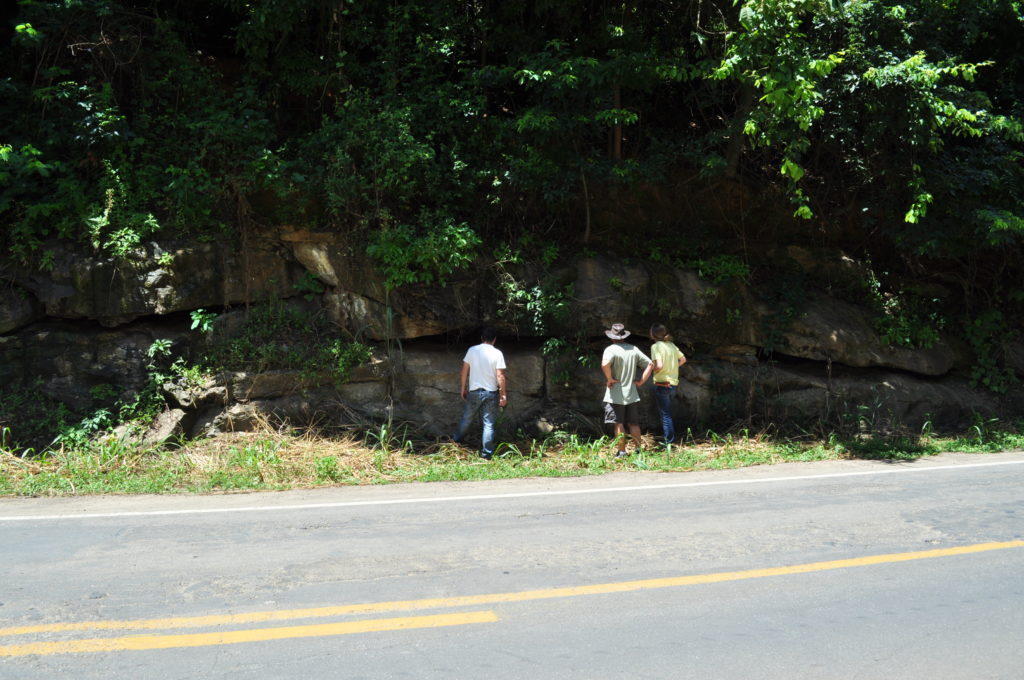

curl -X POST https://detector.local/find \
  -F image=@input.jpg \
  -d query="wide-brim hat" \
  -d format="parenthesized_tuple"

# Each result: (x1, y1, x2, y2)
(605, 323, 630, 340)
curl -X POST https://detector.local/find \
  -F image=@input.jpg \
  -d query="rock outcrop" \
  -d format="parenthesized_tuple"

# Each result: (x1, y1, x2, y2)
(1, 230, 1019, 448)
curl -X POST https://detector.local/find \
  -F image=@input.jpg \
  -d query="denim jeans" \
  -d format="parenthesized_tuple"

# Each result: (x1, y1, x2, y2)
(453, 389, 500, 456)
(653, 385, 676, 445)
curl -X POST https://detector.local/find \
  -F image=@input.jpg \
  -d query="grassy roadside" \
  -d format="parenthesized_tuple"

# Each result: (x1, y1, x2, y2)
(2, 423, 1023, 497)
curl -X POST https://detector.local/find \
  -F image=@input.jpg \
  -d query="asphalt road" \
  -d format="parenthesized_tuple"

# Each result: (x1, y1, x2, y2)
(2, 452, 1023, 679)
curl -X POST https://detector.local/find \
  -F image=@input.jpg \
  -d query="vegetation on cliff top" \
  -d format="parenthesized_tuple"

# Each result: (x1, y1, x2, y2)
(2, 2, 1022, 285)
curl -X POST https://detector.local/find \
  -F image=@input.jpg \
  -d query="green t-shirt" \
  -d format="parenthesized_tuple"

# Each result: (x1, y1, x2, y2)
(651, 340, 685, 386)
(602, 342, 652, 404)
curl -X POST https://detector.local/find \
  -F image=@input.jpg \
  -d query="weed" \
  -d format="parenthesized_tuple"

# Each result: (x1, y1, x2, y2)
(315, 455, 342, 482)
(190, 308, 217, 333)
(294, 272, 326, 301)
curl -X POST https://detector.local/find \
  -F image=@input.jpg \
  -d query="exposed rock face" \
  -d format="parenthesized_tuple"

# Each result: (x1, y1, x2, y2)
(1, 231, 1018, 447)
(8, 239, 303, 328)
(777, 295, 958, 375)
(1, 325, 161, 411)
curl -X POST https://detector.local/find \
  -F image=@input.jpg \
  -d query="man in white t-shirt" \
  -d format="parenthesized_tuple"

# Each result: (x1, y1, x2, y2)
(452, 327, 507, 459)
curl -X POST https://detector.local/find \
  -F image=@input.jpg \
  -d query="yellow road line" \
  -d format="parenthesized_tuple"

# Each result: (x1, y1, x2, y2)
(0, 611, 498, 657)
(3, 540, 1021, 638)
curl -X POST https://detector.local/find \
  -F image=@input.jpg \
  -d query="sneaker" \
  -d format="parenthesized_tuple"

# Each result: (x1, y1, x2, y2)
(480, 452, 493, 460)
(615, 450, 628, 459)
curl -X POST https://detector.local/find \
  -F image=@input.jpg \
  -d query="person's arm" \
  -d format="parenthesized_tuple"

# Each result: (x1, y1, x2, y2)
(496, 368, 508, 407)
(601, 361, 618, 387)
(460, 362, 470, 400)
(636, 360, 654, 386)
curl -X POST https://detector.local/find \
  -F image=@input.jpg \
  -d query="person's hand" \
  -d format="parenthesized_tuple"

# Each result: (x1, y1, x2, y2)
(499, 394, 508, 407)
(461, 388, 468, 400)
(634, 380, 644, 387)
(606, 378, 619, 388)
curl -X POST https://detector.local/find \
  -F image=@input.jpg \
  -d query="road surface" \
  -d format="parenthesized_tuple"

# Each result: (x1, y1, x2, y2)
(2, 452, 1023, 678)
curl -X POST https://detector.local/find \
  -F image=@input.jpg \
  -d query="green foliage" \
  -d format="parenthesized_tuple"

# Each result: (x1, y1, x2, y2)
(492, 245, 571, 334)
(0, 381, 74, 454)
(366, 216, 481, 290)
(190, 309, 217, 334)
(689, 254, 751, 284)
(327, 340, 373, 384)
(863, 269, 944, 349)
(715, 0, 845, 218)
(2, 0, 1020, 284)
(202, 298, 372, 384)
(86, 164, 161, 259)
(964, 310, 1018, 393)
(314, 455, 343, 483)
(364, 422, 416, 464)
(294, 273, 325, 301)
(542, 336, 593, 388)
(1, 2, 286, 260)
(228, 440, 283, 475)
(875, 299, 942, 349)
(709, 0, 1024, 310)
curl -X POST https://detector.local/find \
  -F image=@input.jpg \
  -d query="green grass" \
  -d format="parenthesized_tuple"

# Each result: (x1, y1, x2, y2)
(2, 423, 1022, 497)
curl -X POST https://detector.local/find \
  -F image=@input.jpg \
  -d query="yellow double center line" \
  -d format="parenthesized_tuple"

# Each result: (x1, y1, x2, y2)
(0, 612, 499, 657)
(2, 540, 1021, 657)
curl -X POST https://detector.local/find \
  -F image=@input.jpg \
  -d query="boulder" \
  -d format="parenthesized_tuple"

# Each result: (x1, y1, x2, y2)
(162, 380, 228, 410)
(143, 408, 191, 445)
(777, 295, 957, 375)
(0, 282, 42, 334)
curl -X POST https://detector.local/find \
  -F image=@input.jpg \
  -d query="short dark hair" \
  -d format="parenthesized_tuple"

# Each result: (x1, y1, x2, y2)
(480, 326, 497, 342)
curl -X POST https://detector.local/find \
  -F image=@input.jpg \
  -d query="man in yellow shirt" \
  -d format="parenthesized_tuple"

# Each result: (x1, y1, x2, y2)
(649, 323, 686, 448)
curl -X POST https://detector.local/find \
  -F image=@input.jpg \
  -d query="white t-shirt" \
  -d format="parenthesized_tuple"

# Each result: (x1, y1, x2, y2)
(463, 343, 506, 391)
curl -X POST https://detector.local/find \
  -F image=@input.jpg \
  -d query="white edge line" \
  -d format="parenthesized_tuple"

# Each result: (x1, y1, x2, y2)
(1, 459, 1023, 523)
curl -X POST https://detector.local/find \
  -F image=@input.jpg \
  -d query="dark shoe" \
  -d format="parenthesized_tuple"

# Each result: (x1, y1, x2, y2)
(480, 452, 493, 460)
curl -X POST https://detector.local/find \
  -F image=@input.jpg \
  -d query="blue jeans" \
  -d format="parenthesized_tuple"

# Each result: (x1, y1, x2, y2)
(453, 389, 500, 456)
(653, 385, 676, 445)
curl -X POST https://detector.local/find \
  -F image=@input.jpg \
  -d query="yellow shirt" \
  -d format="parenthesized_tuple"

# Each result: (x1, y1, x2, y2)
(651, 340, 685, 386)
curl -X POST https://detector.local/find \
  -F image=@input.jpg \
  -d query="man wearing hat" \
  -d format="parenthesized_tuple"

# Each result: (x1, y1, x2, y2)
(601, 323, 654, 457)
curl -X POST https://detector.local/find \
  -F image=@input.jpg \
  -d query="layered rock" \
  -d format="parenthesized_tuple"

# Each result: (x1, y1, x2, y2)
(1, 231, 1018, 447)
